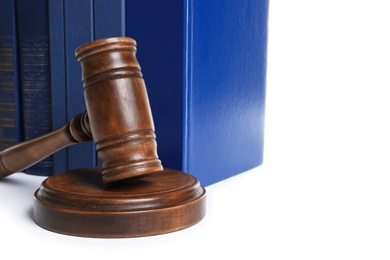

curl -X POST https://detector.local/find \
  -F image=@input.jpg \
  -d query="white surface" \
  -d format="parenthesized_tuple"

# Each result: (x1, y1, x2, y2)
(2, 1, 390, 259)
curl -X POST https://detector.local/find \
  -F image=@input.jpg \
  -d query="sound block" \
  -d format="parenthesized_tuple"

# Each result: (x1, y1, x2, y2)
(33, 167, 206, 238)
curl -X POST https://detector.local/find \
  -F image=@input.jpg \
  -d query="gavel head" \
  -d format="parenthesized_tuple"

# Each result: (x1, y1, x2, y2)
(75, 37, 163, 184)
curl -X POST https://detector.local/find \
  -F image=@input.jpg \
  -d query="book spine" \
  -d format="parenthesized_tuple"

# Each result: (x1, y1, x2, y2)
(125, 1, 184, 171)
(94, 0, 126, 39)
(0, 0, 23, 151)
(15, 0, 53, 176)
(64, 0, 96, 169)
(48, 0, 68, 174)
(93, 0, 125, 166)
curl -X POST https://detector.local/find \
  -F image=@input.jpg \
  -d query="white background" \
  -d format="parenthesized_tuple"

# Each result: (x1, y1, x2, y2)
(1, 1, 390, 259)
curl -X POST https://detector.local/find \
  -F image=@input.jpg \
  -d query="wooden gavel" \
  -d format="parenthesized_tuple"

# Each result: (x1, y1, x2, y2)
(2, 37, 205, 238)
(0, 37, 163, 184)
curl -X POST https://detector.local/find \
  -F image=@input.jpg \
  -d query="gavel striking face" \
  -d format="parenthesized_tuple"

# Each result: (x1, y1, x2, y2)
(0, 37, 163, 184)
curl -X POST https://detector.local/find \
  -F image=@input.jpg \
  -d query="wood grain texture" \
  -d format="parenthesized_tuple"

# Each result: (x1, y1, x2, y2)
(75, 37, 163, 184)
(33, 167, 206, 238)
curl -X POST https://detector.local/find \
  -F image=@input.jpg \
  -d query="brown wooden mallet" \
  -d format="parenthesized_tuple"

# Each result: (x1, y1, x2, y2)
(0, 111, 92, 178)
(0, 37, 206, 238)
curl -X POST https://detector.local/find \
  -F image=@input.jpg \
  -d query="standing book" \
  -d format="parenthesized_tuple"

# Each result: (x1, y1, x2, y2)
(64, 0, 96, 169)
(126, 0, 268, 186)
(15, 0, 53, 176)
(48, 0, 68, 174)
(94, 0, 126, 40)
(0, 0, 23, 151)
(126, 0, 185, 172)
(93, 0, 126, 166)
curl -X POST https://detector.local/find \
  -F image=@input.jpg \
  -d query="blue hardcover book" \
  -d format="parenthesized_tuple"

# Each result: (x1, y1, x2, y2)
(15, 0, 53, 176)
(48, 0, 67, 173)
(93, 0, 126, 166)
(64, 0, 96, 169)
(94, 0, 126, 40)
(126, 0, 185, 172)
(126, 0, 268, 186)
(0, 0, 23, 151)
(183, 0, 268, 186)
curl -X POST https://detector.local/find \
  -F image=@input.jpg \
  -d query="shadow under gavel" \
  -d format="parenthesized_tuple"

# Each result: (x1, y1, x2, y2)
(0, 112, 92, 179)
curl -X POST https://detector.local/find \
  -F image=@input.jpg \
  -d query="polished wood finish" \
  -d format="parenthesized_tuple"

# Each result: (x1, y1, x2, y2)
(0, 112, 92, 179)
(34, 167, 206, 238)
(75, 37, 163, 184)
(2, 37, 205, 238)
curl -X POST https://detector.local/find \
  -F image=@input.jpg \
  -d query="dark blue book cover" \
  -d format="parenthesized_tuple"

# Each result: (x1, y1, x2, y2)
(0, 0, 23, 151)
(64, 0, 96, 169)
(15, 0, 53, 176)
(126, 0, 268, 186)
(126, 0, 184, 172)
(49, 0, 67, 174)
(94, 0, 126, 40)
(93, 0, 126, 166)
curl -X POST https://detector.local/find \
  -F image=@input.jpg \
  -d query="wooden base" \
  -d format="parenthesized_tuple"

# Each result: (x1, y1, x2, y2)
(33, 167, 206, 238)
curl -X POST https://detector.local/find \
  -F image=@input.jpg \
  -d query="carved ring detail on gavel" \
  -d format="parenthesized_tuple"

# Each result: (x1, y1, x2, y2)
(0, 112, 92, 179)
(76, 36, 163, 184)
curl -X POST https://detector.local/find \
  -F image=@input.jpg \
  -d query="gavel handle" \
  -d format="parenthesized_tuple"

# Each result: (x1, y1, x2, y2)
(0, 112, 92, 179)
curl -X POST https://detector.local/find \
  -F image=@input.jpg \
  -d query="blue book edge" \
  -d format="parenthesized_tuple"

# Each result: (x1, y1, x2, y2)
(93, 0, 126, 166)
(64, 0, 96, 170)
(49, 0, 68, 174)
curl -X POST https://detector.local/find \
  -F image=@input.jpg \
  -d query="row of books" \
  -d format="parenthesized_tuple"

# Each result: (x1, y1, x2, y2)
(0, 0, 269, 186)
(0, 0, 126, 176)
